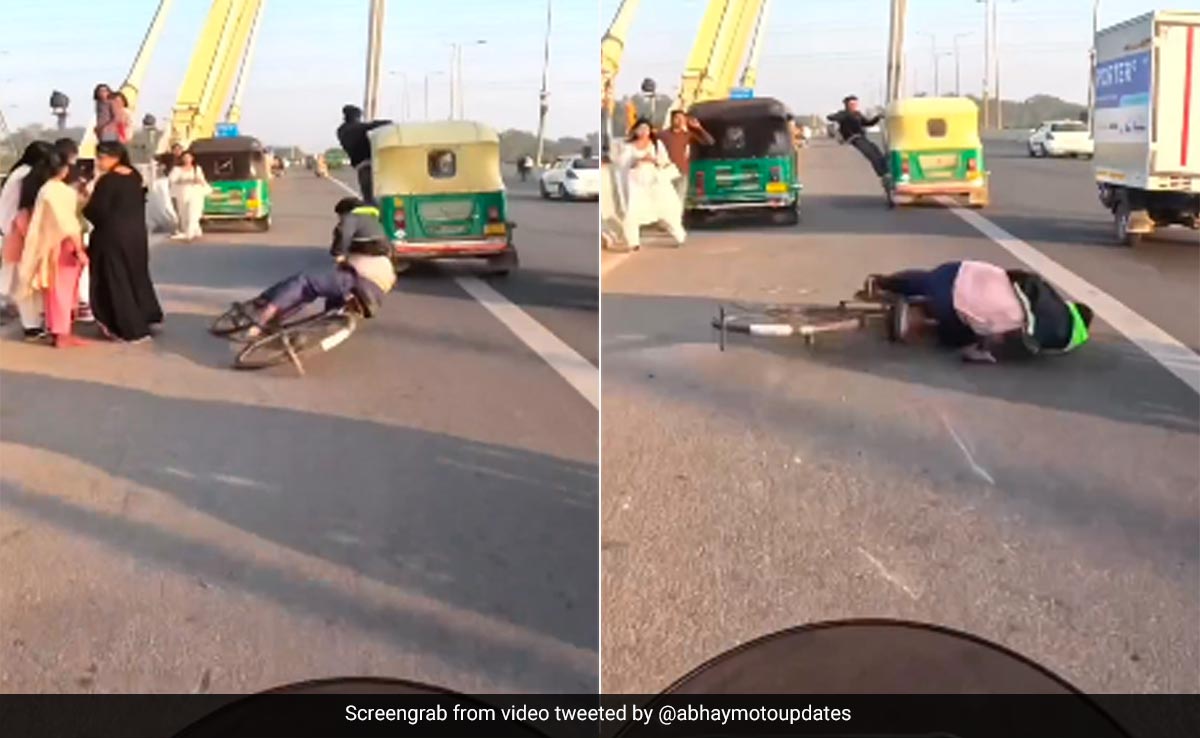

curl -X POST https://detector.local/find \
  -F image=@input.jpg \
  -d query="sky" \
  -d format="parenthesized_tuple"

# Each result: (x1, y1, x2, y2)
(1, 0, 598, 150)
(602, 0, 1194, 113)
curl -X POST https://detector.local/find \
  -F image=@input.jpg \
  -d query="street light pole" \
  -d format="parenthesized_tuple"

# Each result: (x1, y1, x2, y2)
(534, 0, 552, 167)
(364, 0, 385, 120)
(886, 0, 908, 103)
(993, 0, 1002, 129)
(979, 0, 992, 128)
(952, 32, 971, 96)
(456, 40, 486, 119)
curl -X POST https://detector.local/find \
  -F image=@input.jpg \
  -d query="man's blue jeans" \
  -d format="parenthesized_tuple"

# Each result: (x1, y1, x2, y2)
(259, 266, 357, 315)
(877, 261, 976, 347)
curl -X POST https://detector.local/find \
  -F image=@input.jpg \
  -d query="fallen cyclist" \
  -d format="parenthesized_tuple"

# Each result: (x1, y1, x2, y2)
(239, 197, 396, 337)
(863, 260, 1093, 363)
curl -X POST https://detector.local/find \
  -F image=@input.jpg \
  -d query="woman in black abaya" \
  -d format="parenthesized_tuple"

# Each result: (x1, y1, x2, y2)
(83, 141, 162, 341)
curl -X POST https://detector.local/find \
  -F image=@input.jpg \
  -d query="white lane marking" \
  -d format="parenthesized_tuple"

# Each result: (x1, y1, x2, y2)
(940, 413, 996, 486)
(941, 199, 1200, 395)
(456, 276, 598, 409)
(210, 473, 276, 491)
(326, 176, 598, 409)
(857, 546, 920, 600)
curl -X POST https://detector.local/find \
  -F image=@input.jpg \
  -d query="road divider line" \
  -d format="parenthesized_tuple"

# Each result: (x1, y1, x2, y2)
(941, 199, 1200, 396)
(326, 176, 598, 409)
(456, 276, 598, 409)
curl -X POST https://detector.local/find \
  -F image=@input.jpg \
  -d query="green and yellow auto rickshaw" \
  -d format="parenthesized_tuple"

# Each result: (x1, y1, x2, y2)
(685, 97, 802, 226)
(369, 121, 517, 275)
(189, 136, 272, 230)
(884, 96, 989, 208)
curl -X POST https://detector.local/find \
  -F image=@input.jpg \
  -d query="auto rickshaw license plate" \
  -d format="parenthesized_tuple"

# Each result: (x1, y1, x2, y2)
(920, 154, 958, 170)
(765, 182, 788, 194)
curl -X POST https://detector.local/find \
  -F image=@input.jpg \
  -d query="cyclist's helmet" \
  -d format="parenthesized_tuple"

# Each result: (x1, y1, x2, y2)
(1064, 301, 1093, 352)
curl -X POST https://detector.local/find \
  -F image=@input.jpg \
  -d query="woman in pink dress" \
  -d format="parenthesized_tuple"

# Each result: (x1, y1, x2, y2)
(111, 92, 134, 144)
(15, 149, 88, 348)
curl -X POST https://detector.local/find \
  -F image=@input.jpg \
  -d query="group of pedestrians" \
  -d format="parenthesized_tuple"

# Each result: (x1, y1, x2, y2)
(615, 110, 713, 251)
(0, 138, 163, 347)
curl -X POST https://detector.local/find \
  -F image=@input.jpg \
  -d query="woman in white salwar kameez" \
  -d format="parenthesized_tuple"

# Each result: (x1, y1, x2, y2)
(168, 150, 210, 242)
(618, 118, 685, 250)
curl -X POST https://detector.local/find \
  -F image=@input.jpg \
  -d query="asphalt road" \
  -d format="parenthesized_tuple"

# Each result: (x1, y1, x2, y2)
(0, 168, 598, 693)
(601, 139, 1199, 693)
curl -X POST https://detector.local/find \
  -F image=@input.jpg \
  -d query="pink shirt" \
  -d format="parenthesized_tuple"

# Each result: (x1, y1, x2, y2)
(952, 260, 1026, 336)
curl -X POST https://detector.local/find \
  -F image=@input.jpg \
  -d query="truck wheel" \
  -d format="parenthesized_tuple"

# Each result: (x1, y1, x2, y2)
(1115, 201, 1141, 247)
(254, 215, 271, 232)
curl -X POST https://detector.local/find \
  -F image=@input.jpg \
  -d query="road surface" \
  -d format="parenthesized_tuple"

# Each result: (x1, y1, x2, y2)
(0, 168, 599, 693)
(601, 139, 1200, 693)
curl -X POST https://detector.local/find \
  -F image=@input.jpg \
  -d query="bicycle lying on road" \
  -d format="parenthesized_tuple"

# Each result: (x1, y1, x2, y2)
(711, 277, 930, 351)
(210, 296, 365, 375)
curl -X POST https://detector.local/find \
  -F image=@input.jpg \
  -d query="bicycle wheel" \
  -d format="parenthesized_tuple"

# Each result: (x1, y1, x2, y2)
(209, 302, 255, 337)
(234, 312, 357, 371)
(714, 302, 887, 345)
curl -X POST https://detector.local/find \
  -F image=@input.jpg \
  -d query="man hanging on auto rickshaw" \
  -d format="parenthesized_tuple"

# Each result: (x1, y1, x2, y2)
(336, 105, 392, 204)
(827, 95, 888, 183)
(864, 260, 1094, 363)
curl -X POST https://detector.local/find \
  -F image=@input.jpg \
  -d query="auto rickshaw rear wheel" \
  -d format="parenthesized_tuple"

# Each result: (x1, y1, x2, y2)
(772, 202, 800, 226)
(485, 245, 519, 277)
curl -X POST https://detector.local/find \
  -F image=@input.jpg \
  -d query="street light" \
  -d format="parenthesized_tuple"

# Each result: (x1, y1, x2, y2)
(424, 70, 445, 120)
(952, 32, 973, 96)
(534, 0, 552, 167)
(976, 0, 1017, 129)
(388, 70, 410, 121)
(917, 33, 942, 96)
(449, 40, 487, 120)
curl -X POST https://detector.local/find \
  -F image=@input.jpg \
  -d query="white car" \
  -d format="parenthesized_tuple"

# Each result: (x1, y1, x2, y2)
(1028, 120, 1094, 158)
(539, 156, 600, 200)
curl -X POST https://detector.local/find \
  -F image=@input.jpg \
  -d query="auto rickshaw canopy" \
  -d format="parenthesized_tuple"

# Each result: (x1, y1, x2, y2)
(188, 135, 267, 180)
(369, 121, 504, 195)
(687, 97, 793, 159)
(885, 97, 981, 151)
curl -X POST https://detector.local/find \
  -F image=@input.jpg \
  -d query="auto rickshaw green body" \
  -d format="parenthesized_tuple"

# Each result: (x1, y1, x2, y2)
(189, 136, 272, 230)
(885, 96, 989, 208)
(368, 121, 517, 273)
(685, 97, 802, 225)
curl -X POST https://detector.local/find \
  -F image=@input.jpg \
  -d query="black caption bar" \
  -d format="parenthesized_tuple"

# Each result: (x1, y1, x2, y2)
(0, 694, 1195, 738)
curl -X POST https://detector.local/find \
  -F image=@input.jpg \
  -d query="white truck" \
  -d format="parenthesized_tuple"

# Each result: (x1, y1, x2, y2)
(1093, 10, 1199, 246)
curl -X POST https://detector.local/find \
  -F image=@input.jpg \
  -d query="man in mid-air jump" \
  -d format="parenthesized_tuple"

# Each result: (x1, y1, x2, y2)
(827, 95, 888, 183)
